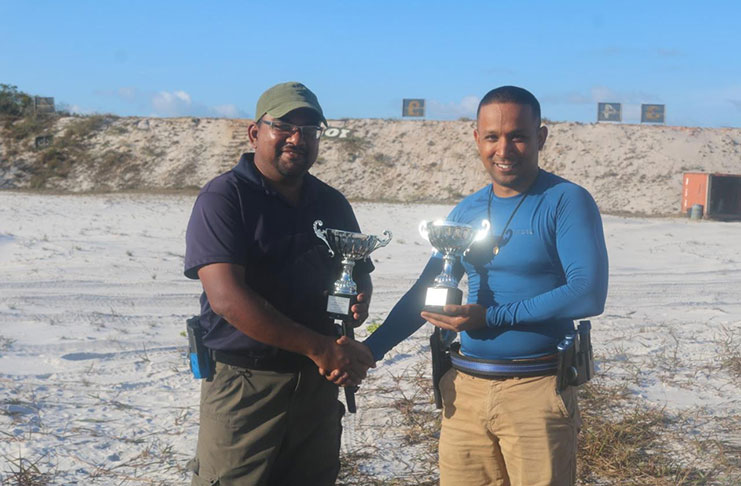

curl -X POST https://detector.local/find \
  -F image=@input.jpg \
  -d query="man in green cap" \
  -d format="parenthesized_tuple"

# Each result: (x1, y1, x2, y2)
(184, 81, 375, 485)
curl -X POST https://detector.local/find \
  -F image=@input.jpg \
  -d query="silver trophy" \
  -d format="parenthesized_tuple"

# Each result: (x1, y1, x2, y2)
(419, 219, 490, 312)
(313, 220, 392, 319)
(314, 220, 392, 414)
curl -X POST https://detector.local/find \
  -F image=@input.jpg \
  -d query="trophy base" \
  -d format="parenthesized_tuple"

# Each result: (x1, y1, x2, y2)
(423, 287, 463, 314)
(326, 293, 357, 320)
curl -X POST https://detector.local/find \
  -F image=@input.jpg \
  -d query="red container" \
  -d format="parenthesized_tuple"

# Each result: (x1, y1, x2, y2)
(682, 172, 741, 220)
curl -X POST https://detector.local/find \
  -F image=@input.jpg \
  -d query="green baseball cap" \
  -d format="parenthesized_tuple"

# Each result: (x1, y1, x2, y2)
(254, 81, 326, 125)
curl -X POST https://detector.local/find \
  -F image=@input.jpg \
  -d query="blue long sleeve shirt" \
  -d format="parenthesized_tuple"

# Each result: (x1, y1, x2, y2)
(364, 169, 609, 361)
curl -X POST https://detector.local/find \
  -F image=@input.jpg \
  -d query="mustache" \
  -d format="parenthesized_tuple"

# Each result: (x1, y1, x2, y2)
(281, 144, 306, 154)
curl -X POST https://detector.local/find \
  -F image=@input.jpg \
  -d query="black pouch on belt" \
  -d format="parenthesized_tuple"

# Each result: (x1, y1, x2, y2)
(556, 320, 595, 391)
(186, 316, 213, 381)
(430, 327, 452, 409)
(575, 320, 595, 385)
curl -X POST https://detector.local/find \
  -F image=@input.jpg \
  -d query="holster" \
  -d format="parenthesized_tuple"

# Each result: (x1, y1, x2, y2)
(556, 320, 595, 391)
(186, 316, 213, 381)
(430, 327, 452, 409)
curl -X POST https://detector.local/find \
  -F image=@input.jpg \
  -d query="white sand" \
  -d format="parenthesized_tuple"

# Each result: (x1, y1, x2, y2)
(4, 117, 741, 217)
(1, 192, 739, 483)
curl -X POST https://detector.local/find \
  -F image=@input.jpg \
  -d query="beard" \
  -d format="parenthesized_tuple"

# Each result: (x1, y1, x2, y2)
(274, 145, 315, 178)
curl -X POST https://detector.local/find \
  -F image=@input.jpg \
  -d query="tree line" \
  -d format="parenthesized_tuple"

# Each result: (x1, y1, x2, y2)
(0, 84, 34, 117)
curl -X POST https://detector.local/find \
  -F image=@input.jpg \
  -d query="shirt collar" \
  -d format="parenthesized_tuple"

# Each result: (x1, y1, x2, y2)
(233, 153, 268, 189)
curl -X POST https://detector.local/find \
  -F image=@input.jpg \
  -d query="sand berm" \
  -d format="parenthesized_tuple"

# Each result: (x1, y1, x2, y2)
(2, 115, 740, 216)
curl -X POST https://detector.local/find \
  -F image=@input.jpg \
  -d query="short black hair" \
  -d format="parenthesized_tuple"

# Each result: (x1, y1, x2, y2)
(476, 86, 541, 125)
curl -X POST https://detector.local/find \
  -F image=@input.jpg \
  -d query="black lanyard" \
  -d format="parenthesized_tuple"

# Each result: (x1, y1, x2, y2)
(487, 185, 529, 255)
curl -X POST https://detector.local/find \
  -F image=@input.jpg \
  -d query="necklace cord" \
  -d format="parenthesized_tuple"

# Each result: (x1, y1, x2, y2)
(487, 185, 529, 253)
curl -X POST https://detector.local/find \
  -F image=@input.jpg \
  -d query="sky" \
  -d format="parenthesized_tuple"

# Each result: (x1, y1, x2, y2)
(2, 1, 740, 127)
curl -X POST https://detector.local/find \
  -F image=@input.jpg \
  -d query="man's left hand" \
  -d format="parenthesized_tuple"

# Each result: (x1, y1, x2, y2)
(346, 291, 370, 328)
(421, 303, 487, 332)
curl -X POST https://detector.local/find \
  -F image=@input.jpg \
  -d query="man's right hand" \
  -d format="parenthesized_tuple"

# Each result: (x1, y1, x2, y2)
(314, 336, 375, 387)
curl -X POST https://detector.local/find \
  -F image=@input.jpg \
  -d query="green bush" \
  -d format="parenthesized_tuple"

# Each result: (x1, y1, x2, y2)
(0, 84, 33, 116)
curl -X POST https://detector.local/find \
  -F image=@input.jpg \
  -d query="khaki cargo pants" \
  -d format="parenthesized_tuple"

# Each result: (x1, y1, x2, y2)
(189, 360, 343, 486)
(439, 369, 581, 486)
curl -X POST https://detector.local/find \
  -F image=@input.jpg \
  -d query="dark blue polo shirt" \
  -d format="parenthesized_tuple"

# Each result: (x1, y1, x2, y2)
(184, 153, 373, 355)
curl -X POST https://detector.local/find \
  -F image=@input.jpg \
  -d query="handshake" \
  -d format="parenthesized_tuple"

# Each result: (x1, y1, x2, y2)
(312, 291, 376, 388)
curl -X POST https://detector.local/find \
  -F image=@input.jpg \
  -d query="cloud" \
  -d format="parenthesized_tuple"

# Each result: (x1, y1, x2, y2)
(96, 87, 248, 118)
(116, 87, 137, 101)
(58, 103, 91, 115)
(211, 104, 241, 118)
(543, 86, 659, 105)
(427, 95, 480, 120)
(152, 90, 192, 116)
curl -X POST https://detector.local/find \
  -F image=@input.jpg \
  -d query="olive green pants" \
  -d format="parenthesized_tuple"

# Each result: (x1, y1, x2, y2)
(189, 361, 343, 486)
(439, 370, 581, 486)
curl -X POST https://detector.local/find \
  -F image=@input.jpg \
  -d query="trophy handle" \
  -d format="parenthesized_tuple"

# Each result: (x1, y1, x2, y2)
(376, 230, 392, 249)
(463, 219, 492, 256)
(363, 230, 393, 258)
(313, 220, 335, 258)
(474, 219, 491, 242)
(418, 220, 429, 241)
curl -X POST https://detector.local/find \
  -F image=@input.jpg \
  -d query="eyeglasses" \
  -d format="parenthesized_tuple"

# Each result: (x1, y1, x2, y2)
(259, 119, 324, 140)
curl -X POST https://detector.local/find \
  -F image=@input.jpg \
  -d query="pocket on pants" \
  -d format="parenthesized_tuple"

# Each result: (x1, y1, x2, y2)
(188, 458, 220, 486)
(201, 363, 296, 429)
(440, 368, 457, 412)
(552, 382, 580, 426)
(191, 472, 219, 486)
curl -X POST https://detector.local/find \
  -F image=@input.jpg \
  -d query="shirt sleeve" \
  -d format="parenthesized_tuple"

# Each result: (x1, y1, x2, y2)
(486, 187, 609, 327)
(364, 255, 456, 361)
(184, 191, 246, 280)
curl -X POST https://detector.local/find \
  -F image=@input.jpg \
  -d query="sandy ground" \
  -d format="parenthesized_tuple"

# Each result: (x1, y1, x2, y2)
(1, 192, 740, 484)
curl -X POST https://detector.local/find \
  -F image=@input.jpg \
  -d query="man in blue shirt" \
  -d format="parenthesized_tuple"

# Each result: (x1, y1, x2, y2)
(361, 86, 609, 485)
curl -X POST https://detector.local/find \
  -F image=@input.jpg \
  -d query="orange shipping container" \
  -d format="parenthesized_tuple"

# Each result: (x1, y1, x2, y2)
(682, 172, 741, 220)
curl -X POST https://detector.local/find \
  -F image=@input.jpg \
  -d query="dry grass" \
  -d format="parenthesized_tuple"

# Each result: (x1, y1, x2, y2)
(0, 437, 189, 486)
(0, 452, 52, 486)
(578, 381, 714, 485)
(1, 114, 56, 140)
(338, 360, 739, 486)
(716, 325, 741, 382)
(338, 360, 440, 486)
(330, 135, 371, 163)
(2, 346, 737, 485)
(0, 113, 123, 189)
(0, 335, 15, 352)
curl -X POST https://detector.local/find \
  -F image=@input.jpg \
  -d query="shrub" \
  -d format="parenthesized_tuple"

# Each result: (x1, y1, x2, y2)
(0, 84, 33, 116)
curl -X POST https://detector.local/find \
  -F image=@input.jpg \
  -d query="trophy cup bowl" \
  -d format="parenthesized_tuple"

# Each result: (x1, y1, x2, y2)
(313, 220, 392, 318)
(419, 219, 490, 312)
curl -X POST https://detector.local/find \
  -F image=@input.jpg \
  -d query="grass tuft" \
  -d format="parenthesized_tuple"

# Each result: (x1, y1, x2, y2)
(716, 325, 741, 381)
(1, 452, 52, 486)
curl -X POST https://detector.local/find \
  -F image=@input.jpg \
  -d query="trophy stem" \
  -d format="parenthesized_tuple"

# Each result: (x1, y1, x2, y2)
(434, 254, 459, 288)
(334, 258, 358, 295)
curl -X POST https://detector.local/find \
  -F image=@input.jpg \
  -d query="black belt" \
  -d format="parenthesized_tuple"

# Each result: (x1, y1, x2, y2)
(450, 343, 558, 378)
(211, 349, 311, 373)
